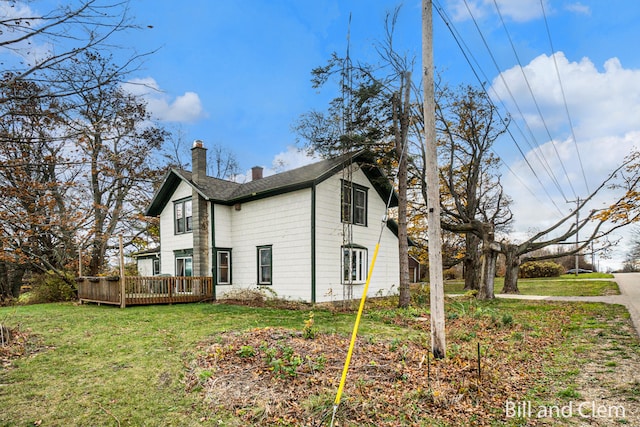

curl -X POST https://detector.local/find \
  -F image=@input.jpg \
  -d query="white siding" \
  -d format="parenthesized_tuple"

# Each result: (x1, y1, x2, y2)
(216, 188, 313, 301)
(314, 166, 399, 303)
(213, 204, 233, 247)
(158, 181, 195, 275)
(136, 258, 155, 276)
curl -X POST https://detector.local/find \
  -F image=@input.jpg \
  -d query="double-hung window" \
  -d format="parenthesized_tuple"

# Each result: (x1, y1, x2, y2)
(216, 249, 231, 285)
(342, 246, 368, 284)
(174, 199, 193, 234)
(341, 180, 368, 226)
(257, 246, 272, 285)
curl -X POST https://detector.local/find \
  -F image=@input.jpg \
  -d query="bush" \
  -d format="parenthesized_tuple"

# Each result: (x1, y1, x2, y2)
(519, 261, 564, 278)
(27, 271, 77, 304)
(443, 268, 458, 280)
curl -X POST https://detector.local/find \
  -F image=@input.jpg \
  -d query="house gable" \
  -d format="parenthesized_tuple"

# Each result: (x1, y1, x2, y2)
(145, 151, 398, 218)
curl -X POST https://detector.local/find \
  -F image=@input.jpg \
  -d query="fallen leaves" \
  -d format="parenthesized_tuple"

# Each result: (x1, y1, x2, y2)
(185, 304, 574, 426)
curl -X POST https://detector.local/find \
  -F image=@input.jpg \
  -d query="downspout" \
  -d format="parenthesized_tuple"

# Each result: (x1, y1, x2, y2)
(210, 200, 216, 301)
(311, 183, 317, 303)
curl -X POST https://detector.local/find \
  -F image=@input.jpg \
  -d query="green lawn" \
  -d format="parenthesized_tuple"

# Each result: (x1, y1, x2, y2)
(0, 290, 636, 426)
(0, 302, 413, 426)
(444, 274, 619, 296)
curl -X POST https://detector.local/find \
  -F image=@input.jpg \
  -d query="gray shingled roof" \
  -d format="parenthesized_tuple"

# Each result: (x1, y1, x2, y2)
(146, 151, 397, 216)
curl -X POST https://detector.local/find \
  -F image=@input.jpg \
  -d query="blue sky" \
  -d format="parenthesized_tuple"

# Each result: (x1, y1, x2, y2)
(114, 0, 640, 167)
(6, 1, 640, 268)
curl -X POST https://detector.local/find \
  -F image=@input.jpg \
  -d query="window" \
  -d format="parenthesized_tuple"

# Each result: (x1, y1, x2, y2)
(257, 246, 272, 285)
(153, 258, 160, 276)
(174, 199, 193, 234)
(217, 250, 231, 285)
(175, 256, 193, 293)
(341, 180, 368, 226)
(342, 246, 368, 284)
(176, 257, 192, 276)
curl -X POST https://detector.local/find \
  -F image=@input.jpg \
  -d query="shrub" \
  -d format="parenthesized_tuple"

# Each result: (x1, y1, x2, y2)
(443, 268, 458, 280)
(519, 261, 564, 278)
(28, 271, 77, 304)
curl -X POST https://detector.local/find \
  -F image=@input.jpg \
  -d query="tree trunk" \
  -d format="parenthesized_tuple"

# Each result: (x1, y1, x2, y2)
(397, 77, 411, 308)
(0, 260, 9, 300)
(477, 224, 497, 300)
(9, 265, 26, 298)
(477, 244, 497, 300)
(463, 233, 481, 290)
(501, 246, 521, 294)
(397, 155, 410, 307)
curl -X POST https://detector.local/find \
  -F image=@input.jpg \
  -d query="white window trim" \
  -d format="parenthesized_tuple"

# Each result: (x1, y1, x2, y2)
(342, 246, 368, 284)
(217, 250, 231, 285)
(258, 246, 272, 285)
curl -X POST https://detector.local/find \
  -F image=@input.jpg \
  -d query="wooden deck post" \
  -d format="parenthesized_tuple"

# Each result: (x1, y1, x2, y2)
(119, 234, 126, 308)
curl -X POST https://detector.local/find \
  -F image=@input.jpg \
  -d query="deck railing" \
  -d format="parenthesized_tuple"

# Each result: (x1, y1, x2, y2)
(77, 276, 214, 306)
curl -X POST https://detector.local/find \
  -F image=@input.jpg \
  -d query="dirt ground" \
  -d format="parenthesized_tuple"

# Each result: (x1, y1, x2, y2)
(185, 304, 640, 426)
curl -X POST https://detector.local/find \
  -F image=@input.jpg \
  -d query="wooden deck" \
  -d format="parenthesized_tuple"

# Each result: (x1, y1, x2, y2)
(77, 276, 214, 307)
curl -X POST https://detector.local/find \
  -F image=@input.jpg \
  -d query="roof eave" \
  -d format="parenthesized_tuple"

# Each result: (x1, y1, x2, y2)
(145, 169, 210, 216)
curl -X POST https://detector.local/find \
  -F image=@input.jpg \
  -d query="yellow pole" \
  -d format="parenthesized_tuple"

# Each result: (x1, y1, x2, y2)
(333, 243, 380, 410)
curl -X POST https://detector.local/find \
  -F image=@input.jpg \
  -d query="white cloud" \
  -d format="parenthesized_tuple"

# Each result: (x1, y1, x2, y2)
(121, 77, 206, 123)
(493, 53, 640, 268)
(271, 146, 319, 173)
(234, 146, 319, 183)
(491, 53, 640, 140)
(565, 2, 591, 15)
(448, 0, 548, 23)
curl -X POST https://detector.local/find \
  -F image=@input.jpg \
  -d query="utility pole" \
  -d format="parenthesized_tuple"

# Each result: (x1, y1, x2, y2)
(422, 0, 446, 359)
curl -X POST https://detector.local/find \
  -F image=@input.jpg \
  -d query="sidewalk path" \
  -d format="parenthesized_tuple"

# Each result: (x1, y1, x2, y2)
(494, 272, 640, 337)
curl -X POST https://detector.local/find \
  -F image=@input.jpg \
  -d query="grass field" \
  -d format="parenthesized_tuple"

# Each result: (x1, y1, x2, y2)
(444, 273, 619, 296)
(0, 275, 637, 426)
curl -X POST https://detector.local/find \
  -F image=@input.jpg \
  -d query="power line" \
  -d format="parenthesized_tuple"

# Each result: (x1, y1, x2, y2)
(491, 0, 578, 200)
(456, 0, 571, 204)
(540, 0, 590, 194)
(432, 1, 566, 216)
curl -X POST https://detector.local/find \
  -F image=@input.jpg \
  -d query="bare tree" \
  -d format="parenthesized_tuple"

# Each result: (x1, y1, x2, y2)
(426, 84, 511, 300)
(0, 0, 142, 98)
(57, 52, 166, 275)
(501, 153, 640, 293)
(0, 74, 79, 298)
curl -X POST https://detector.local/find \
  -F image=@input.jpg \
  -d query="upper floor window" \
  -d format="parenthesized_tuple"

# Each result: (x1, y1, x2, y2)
(341, 180, 368, 226)
(174, 199, 192, 234)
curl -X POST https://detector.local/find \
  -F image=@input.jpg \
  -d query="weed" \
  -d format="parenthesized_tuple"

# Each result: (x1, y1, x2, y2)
(389, 337, 402, 352)
(557, 386, 581, 399)
(236, 345, 255, 358)
(303, 311, 316, 339)
(198, 369, 214, 382)
(502, 313, 514, 327)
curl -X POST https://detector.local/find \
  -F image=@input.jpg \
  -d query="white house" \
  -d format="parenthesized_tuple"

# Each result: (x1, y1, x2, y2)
(144, 141, 400, 303)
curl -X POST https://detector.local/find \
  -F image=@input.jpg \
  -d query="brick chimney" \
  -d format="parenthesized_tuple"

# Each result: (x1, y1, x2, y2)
(251, 166, 263, 181)
(190, 140, 209, 277)
(191, 139, 207, 184)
